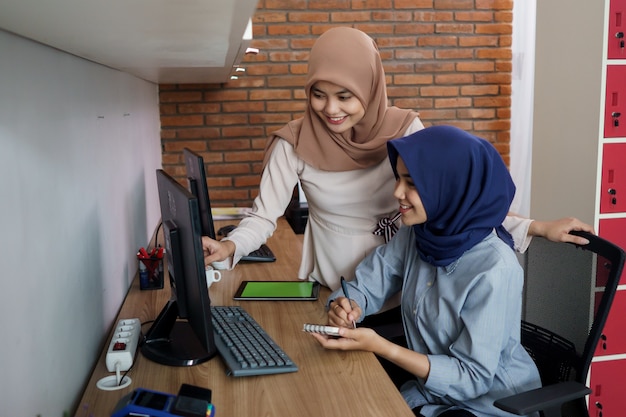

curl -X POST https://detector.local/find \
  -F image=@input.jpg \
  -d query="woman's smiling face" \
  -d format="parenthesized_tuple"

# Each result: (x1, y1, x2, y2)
(393, 156, 427, 226)
(309, 81, 366, 135)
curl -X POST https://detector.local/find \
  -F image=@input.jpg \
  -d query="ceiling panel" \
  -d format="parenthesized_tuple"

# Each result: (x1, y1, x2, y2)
(0, 0, 257, 83)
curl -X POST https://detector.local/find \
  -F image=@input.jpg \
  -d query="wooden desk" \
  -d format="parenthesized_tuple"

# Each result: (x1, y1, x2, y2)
(75, 219, 413, 417)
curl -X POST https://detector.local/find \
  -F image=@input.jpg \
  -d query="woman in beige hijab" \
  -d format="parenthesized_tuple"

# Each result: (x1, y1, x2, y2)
(202, 27, 593, 291)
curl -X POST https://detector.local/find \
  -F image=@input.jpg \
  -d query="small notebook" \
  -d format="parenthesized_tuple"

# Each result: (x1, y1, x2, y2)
(302, 324, 341, 336)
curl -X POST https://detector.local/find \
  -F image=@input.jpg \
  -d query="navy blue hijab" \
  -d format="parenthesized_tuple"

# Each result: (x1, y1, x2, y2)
(387, 125, 516, 267)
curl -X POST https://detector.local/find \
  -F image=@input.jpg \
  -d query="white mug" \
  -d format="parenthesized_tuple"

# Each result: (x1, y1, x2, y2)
(205, 265, 222, 288)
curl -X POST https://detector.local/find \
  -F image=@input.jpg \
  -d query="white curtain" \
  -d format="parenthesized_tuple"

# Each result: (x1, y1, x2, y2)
(510, 0, 537, 216)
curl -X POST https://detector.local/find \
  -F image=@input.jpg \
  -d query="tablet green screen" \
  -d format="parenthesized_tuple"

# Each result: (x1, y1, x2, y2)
(240, 281, 314, 298)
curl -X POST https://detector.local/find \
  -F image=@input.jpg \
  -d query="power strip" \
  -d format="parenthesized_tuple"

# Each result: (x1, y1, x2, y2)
(105, 318, 141, 372)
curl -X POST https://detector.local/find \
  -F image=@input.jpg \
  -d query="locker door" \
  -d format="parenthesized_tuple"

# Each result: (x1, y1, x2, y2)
(598, 218, 626, 285)
(594, 290, 626, 356)
(599, 143, 626, 212)
(588, 358, 626, 416)
(607, 0, 626, 59)
(604, 66, 626, 138)
(598, 218, 626, 246)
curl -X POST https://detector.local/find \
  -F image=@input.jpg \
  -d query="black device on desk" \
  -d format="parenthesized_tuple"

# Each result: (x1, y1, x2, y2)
(111, 384, 214, 417)
(141, 170, 218, 367)
(217, 224, 276, 262)
(183, 148, 276, 263)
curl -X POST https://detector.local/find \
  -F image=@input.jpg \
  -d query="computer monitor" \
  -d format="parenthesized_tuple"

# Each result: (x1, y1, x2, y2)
(182, 147, 277, 263)
(141, 169, 217, 367)
(183, 148, 216, 240)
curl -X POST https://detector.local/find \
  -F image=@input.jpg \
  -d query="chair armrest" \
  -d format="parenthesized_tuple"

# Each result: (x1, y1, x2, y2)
(494, 381, 591, 415)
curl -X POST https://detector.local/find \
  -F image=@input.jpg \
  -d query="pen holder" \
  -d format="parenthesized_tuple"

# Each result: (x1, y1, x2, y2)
(138, 253, 164, 290)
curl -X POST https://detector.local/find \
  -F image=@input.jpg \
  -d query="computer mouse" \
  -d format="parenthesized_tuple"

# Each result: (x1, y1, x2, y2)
(217, 224, 237, 236)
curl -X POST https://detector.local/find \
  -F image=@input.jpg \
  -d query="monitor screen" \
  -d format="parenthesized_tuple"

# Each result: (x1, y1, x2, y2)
(183, 148, 216, 240)
(141, 169, 217, 367)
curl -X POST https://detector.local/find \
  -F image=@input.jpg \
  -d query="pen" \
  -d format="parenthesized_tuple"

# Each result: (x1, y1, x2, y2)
(340, 276, 356, 329)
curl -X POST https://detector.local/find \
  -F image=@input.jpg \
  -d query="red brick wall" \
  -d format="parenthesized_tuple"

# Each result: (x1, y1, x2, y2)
(159, 0, 513, 207)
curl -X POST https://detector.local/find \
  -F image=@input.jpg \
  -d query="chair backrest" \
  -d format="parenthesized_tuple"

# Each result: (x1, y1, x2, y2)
(520, 320, 577, 386)
(574, 231, 625, 384)
(523, 231, 625, 388)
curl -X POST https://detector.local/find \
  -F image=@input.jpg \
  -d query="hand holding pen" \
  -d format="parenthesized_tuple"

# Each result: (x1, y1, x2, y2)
(331, 276, 357, 329)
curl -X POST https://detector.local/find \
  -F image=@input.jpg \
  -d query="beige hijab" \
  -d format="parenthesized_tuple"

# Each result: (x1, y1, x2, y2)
(266, 27, 419, 172)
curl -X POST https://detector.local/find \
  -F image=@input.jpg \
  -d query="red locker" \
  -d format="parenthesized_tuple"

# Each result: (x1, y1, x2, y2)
(594, 290, 626, 355)
(598, 218, 626, 285)
(598, 218, 626, 253)
(604, 66, 626, 138)
(599, 143, 626, 213)
(588, 358, 626, 416)
(607, 0, 626, 59)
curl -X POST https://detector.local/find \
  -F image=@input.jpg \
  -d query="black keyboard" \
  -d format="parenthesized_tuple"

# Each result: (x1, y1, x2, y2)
(211, 306, 298, 377)
(241, 244, 276, 262)
(217, 224, 276, 262)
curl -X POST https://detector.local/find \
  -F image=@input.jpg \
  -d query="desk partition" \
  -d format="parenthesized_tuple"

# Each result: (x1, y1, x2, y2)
(75, 219, 413, 416)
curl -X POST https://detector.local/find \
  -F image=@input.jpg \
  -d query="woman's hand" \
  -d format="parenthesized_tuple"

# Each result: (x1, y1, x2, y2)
(314, 300, 432, 379)
(529, 217, 595, 245)
(202, 236, 236, 266)
(329, 297, 362, 328)
(309, 326, 384, 353)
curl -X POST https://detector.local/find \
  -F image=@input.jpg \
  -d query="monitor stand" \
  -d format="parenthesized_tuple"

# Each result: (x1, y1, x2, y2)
(141, 299, 216, 367)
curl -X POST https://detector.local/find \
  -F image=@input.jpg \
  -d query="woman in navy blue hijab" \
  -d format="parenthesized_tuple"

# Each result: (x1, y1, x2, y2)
(311, 126, 541, 417)
(387, 124, 516, 266)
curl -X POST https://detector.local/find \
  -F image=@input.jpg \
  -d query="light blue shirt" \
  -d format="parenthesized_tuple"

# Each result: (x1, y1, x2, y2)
(329, 226, 541, 417)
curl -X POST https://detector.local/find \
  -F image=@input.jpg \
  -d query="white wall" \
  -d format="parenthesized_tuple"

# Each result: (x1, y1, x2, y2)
(0, 30, 162, 416)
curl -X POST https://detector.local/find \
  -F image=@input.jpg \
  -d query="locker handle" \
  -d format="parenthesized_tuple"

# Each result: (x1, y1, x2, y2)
(617, 32, 625, 48)
(612, 112, 621, 127)
(608, 188, 617, 205)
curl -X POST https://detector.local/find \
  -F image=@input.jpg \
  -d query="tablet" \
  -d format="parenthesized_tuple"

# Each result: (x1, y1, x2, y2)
(233, 281, 320, 301)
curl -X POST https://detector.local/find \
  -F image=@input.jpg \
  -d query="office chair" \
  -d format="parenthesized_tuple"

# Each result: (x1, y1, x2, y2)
(494, 231, 625, 417)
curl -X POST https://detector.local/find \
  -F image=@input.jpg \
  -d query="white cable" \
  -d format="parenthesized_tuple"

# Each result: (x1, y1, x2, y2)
(96, 361, 132, 391)
(115, 361, 122, 386)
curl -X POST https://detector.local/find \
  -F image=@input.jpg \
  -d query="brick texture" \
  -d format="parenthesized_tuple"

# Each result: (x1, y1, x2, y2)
(159, 0, 513, 207)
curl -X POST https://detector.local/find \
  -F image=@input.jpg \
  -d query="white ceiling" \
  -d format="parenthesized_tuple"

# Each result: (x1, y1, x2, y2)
(0, 0, 258, 83)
